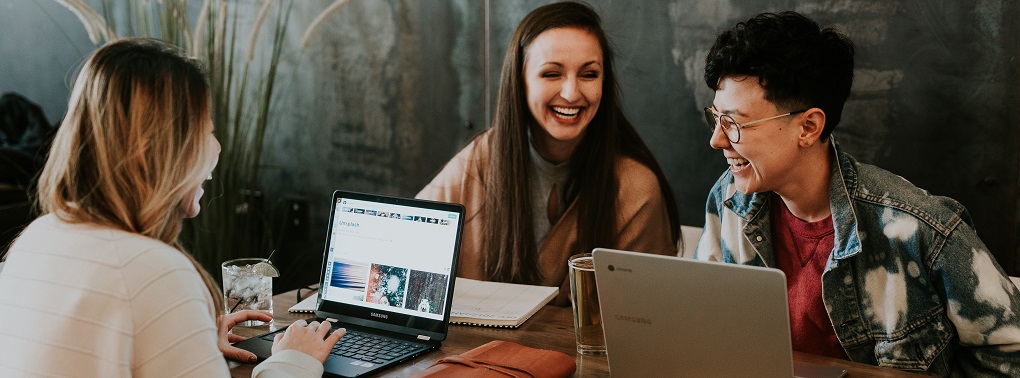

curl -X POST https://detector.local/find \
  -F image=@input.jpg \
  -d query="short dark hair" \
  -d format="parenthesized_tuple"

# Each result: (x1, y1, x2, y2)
(704, 11, 855, 137)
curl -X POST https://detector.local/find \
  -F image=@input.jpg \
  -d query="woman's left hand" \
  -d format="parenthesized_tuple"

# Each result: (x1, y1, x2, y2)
(218, 310, 273, 363)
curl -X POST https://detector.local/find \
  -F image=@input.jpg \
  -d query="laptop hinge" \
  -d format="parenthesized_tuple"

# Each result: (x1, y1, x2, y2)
(417, 335, 431, 341)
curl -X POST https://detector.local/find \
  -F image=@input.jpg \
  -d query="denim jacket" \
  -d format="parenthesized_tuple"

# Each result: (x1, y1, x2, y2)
(693, 141, 1020, 377)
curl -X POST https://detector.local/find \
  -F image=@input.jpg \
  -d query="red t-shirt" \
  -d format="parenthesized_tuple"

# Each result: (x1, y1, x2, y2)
(770, 195, 848, 360)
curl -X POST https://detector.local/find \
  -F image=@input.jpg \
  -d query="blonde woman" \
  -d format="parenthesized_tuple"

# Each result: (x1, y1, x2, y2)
(0, 38, 343, 377)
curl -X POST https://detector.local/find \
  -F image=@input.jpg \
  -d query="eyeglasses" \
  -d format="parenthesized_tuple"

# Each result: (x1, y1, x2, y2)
(704, 107, 807, 143)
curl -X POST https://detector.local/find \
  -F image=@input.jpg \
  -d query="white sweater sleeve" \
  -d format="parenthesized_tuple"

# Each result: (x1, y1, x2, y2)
(128, 248, 325, 378)
(0, 216, 325, 378)
(126, 247, 232, 377)
(253, 349, 325, 377)
(128, 248, 326, 378)
(0, 217, 233, 377)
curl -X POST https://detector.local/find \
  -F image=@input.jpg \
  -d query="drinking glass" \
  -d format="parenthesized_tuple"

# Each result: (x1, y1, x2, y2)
(568, 253, 606, 355)
(222, 258, 273, 326)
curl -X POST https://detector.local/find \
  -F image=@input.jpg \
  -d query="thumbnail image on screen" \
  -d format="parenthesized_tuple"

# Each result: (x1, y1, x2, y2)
(404, 270, 450, 315)
(366, 264, 408, 307)
(331, 259, 368, 290)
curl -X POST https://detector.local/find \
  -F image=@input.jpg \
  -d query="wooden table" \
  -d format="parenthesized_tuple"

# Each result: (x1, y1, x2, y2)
(228, 288, 925, 377)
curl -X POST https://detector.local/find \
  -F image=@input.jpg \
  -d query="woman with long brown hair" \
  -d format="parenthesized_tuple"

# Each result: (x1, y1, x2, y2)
(0, 38, 343, 377)
(418, 1, 679, 305)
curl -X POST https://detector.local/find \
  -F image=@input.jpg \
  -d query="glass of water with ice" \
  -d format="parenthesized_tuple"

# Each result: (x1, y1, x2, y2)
(221, 258, 274, 326)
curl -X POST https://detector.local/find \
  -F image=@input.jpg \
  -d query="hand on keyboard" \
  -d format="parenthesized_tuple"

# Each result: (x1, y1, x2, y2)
(272, 318, 347, 362)
(329, 329, 428, 365)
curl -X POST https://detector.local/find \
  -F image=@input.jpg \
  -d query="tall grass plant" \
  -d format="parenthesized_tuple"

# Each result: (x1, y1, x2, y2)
(51, 0, 352, 275)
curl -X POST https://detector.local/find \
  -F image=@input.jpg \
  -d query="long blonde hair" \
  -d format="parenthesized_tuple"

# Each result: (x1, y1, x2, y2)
(37, 38, 224, 315)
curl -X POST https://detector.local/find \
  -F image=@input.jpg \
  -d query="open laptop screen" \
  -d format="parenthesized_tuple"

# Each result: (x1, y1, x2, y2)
(317, 191, 463, 337)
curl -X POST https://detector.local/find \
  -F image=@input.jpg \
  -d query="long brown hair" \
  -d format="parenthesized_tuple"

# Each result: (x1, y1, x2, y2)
(36, 38, 224, 316)
(482, 1, 679, 284)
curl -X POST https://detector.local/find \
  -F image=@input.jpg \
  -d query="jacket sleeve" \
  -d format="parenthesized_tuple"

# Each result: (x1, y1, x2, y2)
(416, 151, 467, 203)
(691, 171, 731, 260)
(416, 138, 483, 204)
(933, 220, 1020, 376)
(613, 158, 676, 256)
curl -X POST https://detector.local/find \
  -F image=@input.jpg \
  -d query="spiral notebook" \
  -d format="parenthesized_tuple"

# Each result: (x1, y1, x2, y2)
(448, 277, 558, 328)
(292, 279, 557, 328)
(289, 294, 318, 313)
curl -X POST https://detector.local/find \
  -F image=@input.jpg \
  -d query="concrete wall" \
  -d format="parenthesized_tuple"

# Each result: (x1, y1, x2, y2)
(2, 0, 1017, 275)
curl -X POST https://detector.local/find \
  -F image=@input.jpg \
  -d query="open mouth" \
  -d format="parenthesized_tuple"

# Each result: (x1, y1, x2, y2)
(727, 157, 750, 173)
(551, 106, 581, 120)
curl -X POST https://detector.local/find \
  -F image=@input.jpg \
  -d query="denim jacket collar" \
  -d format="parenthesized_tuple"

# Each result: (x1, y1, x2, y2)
(722, 138, 862, 264)
(827, 139, 862, 261)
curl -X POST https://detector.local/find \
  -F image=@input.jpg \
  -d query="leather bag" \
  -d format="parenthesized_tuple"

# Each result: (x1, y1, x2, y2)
(410, 340, 576, 378)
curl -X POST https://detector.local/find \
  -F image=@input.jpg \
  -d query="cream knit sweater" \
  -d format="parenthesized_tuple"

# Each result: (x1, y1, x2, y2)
(0, 214, 321, 377)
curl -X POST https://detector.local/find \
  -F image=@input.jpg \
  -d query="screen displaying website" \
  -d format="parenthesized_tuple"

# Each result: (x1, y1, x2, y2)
(321, 197, 459, 321)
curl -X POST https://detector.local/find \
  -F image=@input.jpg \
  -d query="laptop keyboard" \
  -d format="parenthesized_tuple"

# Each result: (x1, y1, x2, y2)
(329, 329, 427, 364)
(260, 326, 427, 365)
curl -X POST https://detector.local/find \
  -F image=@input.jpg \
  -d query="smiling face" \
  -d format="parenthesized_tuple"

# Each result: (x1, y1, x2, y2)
(180, 116, 221, 218)
(524, 27, 603, 162)
(709, 76, 804, 195)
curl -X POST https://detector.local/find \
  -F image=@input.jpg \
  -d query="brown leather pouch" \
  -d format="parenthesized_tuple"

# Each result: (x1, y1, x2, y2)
(410, 340, 576, 378)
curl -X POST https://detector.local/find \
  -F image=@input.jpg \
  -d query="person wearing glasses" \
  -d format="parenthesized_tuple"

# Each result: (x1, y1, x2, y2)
(692, 11, 1020, 376)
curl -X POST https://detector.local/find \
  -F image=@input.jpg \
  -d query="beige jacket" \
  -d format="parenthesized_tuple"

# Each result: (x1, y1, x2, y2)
(417, 132, 676, 305)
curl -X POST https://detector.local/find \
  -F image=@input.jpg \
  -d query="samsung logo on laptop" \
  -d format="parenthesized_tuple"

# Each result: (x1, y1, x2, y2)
(607, 264, 632, 272)
(370, 312, 388, 319)
(615, 314, 652, 325)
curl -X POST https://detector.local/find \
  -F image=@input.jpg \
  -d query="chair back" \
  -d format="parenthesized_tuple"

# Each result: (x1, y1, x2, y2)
(678, 225, 703, 257)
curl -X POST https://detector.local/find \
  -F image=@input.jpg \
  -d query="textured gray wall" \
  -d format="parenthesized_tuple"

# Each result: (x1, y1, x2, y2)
(261, 0, 483, 203)
(482, 0, 1020, 274)
(1, 0, 1017, 274)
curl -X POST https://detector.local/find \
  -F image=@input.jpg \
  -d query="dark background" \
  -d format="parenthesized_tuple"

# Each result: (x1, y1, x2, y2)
(2, 0, 1017, 292)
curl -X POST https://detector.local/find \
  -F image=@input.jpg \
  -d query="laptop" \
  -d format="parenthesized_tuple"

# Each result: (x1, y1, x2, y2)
(592, 248, 847, 378)
(235, 190, 465, 377)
